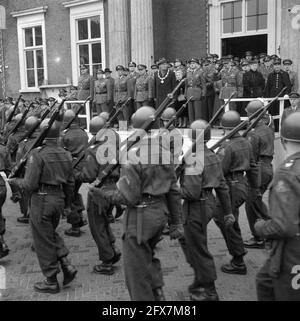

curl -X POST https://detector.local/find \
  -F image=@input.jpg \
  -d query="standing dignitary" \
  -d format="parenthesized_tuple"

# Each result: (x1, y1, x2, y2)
(153, 58, 177, 109)
(265, 59, 291, 131)
(61, 110, 89, 237)
(185, 58, 206, 124)
(244, 100, 275, 249)
(203, 60, 216, 122)
(8, 120, 77, 294)
(215, 111, 259, 275)
(134, 64, 154, 109)
(77, 64, 94, 100)
(283, 59, 298, 93)
(281, 92, 300, 125)
(93, 107, 183, 301)
(104, 68, 115, 113)
(179, 120, 234, 301)
(127, 62, 139, 118)
(255, 112, 300, 301)
(93, 69, 112, 115)
(75, 116, 121, 275)
(243, 59, 266, 98)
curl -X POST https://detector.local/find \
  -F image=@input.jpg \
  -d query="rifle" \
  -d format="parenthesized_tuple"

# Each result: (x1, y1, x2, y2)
(94, 78, 186, 188)
(72, 99, 129, 169)
(7, 102, 34, 137)
(108, 100, 122, 118)
(165, 97, 192, 129)
(175, 93, 237, 178)
(210, 87, 287, 151)
(5, 94, 23, 124)
(63, 96, 91, 130)
(9, 99, 66, 179)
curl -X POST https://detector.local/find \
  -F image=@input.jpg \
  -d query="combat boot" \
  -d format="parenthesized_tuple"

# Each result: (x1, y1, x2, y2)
(60, 257, 78, 286)
(78, 218, 88, 228)
(0, 236, 9, 259)
(17, 216, 29, 224)
(190, 286, 219, 301)
(153, 287, 166, 301)
(64, 227, 81, 237)
(244, 237, 264, 249)
(221, 258, 247, 275)
(93, 262, 114, 275)
(34, 276, 59, 294)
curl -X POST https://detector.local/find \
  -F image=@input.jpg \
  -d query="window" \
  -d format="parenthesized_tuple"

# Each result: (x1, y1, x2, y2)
(24, 26, 45, 88)
(77, 16, 102, 77)
(222, 1, 243, 34)
(246, 0, 268, 31)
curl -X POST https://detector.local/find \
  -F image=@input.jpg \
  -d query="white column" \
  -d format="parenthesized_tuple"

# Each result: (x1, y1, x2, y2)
(130, 0, 154, 68)
(108, 0, 130, 70)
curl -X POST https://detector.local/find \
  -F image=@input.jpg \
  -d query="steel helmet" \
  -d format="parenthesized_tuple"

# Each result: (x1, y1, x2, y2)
(189, 120, 211, 142)
(99, 112, 110, 121)
(245, 100, 264, 114)
(161, 107, 176, 121)
(221, 111, 241, 129)
(89, 116, 106, 135)
(281, 112, 300, 142)
(63, 109, 76, 124)
(132, 106, 156, 129)
(40, 119, 61, 138)
(25, 116, 39, 132)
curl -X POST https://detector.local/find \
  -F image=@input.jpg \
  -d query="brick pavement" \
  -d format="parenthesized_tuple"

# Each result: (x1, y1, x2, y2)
(0, 182, 267, 301)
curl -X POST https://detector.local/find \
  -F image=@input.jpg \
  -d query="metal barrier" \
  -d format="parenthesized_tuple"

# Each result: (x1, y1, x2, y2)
(224, 97, 290, 131)
(64, 100, 91, 132)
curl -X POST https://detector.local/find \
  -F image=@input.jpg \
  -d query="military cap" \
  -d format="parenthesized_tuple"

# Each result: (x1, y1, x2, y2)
(59, 88, 67, 93)
(259, 53, 267, 59)
(207, 53, 214, 59)
(289, 92, 300, 99)
(124, 67, 130, 72)
(174, 58, 183, 64)
(97, 69, 104, 74)
(212, 54, 219, 59)
(128, 61, 137, 67)
(188, 57, 199, 64)
(104, 68, 112, 73)
(273, 58, 282, 65)
(202, 60, 210, 66)
(80, 64, 88, 70)
(70, 85, 78, 90)
(271, 54, 279, 59)
(157, 57, 168, 66)
(151, 64, 158, 69)
(283, 59, 293, 65)
(245, 51, 253, 57)
(48, 97, 56, 102)
(250, 59, 259, 64)
(137, 64, 147, 70)
(233, 57, 240, 62)
(40, 98, 49, 105)
(241, 60, 249, 66)
(116, 65, 125, 71)
(264, 56, 272, 62)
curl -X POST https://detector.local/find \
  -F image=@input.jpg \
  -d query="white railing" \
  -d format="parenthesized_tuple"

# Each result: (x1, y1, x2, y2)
(224, 97, 290, 132)
(64, 100, 91, 132)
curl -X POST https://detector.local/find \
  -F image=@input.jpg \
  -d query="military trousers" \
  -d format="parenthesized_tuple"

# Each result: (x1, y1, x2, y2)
(180, 193, 217, 288)
(245, 161, 273, 240)
(86, 192, 115, 262)
(19, 189, 31, 217)
(188, 99, 205, 125)
(0, 178, 7, 235)
(136, 100, 150, 110)
(67, 180, 85, 227)
(95, 103, 110, 115)
(122, 201, 168, 301)
(204, 95, 215, 122)
(214, 176, 247, 258)
(30, 192, 69, 278)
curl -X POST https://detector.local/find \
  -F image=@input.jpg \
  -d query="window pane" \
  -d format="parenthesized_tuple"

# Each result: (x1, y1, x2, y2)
(223, 19, 232, 33)
(36, 50, 44, 68)
(91, 16, 101, 39)
(223, 3, 232, 19)
(37, 69, 44, 86)
(259, 0, 268, 14)
(233, 1, 242, 18)
(234, 18, 242, 32)
(92, 64, 101, 77)
(78, 19, 88, 40)
(247, 0, 257, 16)
(247, 16, 257, 30)
(25, 28, 33, 47)
(92, 42, 101, 64)
(26, 51, 34, 69)
(35, 26, 43, 46)
(27, 70, 35, 87)
(79, 44, 89, 65)
(258, 14, 268, 29)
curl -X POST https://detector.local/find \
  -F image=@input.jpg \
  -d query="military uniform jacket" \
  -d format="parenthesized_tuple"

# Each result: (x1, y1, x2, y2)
(106, 77, 115, 102)
(265, 70, 291, 97)
(287, 70, 299, 92)
(0, 143, 11, 177)
(127, 71, 139, 98)
(134, 73, 154, 102)
(243, 70, 266, 98)
(219, 67, 241, 100)
(255, 152, 300, 277)
(185, 68, 206, 100)
(203, 67, 216, 97)
(114, 76, 130, 103)
(281, 104, 300, 125)
(93, 79, 113, 104)
(180, 145, 232, 215)
(77, 74, 94, 100)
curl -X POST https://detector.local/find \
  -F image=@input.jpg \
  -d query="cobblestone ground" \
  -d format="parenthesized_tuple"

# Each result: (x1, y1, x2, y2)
(0, 183, 268, 301)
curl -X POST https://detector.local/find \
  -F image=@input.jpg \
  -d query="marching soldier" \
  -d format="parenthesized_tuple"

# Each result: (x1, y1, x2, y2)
(179, 120, 234, 301)
(134, 64, 154, 109)
(75, 116, 121, 275)
(281, 92, 300, 125)
(283, 59, 298, 93)
(61, 110, 88, 237)
(214, 111, 259, 275)
(255, 112, 300, 301)
(185, 58, 206, 124)
(244, 100, 275, 249)
(93, 69, 112, 115)
(92, 107, 183, 301)
(8, 119, 77, 294)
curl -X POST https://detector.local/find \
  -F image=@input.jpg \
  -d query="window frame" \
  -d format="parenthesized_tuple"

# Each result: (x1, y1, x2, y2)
(15, 11, 48, 93)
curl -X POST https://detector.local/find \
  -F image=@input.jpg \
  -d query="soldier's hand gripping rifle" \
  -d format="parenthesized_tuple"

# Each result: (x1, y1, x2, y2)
(94, 78, 186, 188)
(72, 98, 130, 170)
(164, 97, 192, 129)
(8, 99, 66, 179)
(5, 94, 23, 124)
(63, 96, 91, 130)
(210, 87, 287, 151)
(175, 92, 236, 178)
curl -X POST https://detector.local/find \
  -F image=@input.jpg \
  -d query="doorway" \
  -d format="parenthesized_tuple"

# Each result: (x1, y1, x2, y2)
(222, 34, 268, 58)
